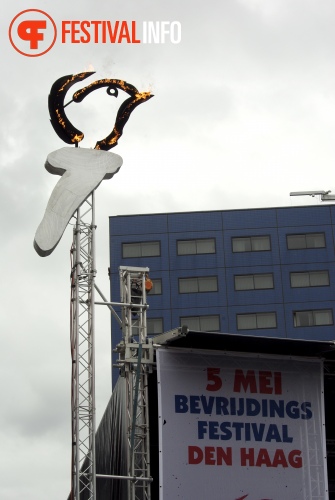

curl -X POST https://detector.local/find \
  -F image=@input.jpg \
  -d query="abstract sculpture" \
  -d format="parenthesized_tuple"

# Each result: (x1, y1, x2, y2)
(34, 71, 152, 256)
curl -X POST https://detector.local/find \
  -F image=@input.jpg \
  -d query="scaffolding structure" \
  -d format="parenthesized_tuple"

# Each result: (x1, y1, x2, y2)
(115, 266, 154, 500)
(70, 193, 97, 500)
(70, 191, 153, 499)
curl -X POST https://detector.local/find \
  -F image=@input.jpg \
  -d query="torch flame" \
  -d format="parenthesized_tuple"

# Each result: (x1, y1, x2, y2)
(84, 63, 95, 72)
(49, 73, 153, 150)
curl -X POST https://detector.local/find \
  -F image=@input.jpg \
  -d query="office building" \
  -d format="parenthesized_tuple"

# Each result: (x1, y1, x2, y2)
(109, 204, 335, 343)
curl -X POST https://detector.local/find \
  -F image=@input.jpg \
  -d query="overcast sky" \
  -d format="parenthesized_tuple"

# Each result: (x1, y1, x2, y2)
(1, 1, 335, 498)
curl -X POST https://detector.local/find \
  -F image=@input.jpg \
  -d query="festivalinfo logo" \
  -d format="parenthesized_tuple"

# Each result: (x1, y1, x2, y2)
(9, 9, 182, 57)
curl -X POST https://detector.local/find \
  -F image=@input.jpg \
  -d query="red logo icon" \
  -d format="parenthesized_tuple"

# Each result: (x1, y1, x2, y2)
(9, 9, 57, 57)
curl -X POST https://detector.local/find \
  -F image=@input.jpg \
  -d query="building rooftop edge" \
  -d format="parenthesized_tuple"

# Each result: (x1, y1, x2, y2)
(109, 203, 333, 219)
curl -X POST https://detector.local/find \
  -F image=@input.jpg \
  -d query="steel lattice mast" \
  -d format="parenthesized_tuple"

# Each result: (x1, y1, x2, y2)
(117, 266, 153, 500)
(70, 192, 96, 500)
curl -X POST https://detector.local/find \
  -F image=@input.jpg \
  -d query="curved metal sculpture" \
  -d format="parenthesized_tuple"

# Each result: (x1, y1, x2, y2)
(48, 72, 153, 149)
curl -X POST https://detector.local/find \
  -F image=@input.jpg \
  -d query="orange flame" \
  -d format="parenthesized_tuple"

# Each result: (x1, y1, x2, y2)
(49, 73, 153, 150)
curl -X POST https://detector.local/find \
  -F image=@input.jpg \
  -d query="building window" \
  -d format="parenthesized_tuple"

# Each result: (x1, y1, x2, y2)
(287, 233, 326, 250)
(290, 270, 330, 288)
(150, 279, 162, 295)
(177, 238, 216, 255)
(232, 236, 271, 253)
(122, 241, 160, 258)
(180, 315, 220, 332)
(179, 276, 218, 294)
(293, 309, 333, 327)
(237, 312, 277, 330)
(235, 273, 274, 291)
(147, 318, 164, 335)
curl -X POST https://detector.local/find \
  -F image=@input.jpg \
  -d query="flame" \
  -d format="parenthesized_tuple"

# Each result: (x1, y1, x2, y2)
(94, 88, 152, 150)
(49, 73, 153, 150)
(95, 127, 121, 150)
(55, 107, 83, 143)
(72, 78, 150, 102)
(135, 91, 152, 102)
(55, 109, 66, 129)
(58, 73, 88, 94)
(72, 133, 84, 143)
(84, 63, 95, 72)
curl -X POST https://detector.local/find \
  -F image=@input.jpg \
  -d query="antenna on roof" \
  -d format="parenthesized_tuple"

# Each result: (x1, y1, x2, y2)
(290, 190, 335, 201)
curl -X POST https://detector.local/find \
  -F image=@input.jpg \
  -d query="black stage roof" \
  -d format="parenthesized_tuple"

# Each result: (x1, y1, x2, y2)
(152, 327, 335, 360)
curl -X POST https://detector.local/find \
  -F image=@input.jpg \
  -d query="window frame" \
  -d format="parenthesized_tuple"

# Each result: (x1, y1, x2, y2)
(178, 276, 218, 294)
(234, 273, 274, 291)
(176, 238, 216, 256)
(290, 270, 330, 288)
(293, 309, 333, 328)
(231, 235, 271, 253)
(236, 312, 277, 330)
(150, 278, 163, 295)
(147, 317, 164, 335)
(180, 314, 220, 332)
(122, 240, 161, 258)
(286, 233, 326, 250)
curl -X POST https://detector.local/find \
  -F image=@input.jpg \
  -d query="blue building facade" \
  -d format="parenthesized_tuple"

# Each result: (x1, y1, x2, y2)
(109, 205, 335, 345)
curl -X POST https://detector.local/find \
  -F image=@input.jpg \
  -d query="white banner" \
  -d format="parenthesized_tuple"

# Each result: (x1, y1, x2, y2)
(157, 348, 328, 500)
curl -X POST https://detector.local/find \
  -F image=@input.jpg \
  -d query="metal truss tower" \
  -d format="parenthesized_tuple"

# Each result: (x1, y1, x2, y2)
(69, 196, 152, 500)
(116, 266, 153, 500)
(70, 192, 96, 500)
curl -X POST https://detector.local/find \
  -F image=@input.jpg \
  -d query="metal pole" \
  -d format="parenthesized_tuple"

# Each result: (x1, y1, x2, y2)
(90, 190, 97, 498)
(73, 207, 81, 499)
(96, 474, 153, 482)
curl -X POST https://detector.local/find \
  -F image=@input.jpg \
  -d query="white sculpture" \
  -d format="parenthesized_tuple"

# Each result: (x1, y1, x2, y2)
(34, 147, 122, 256)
